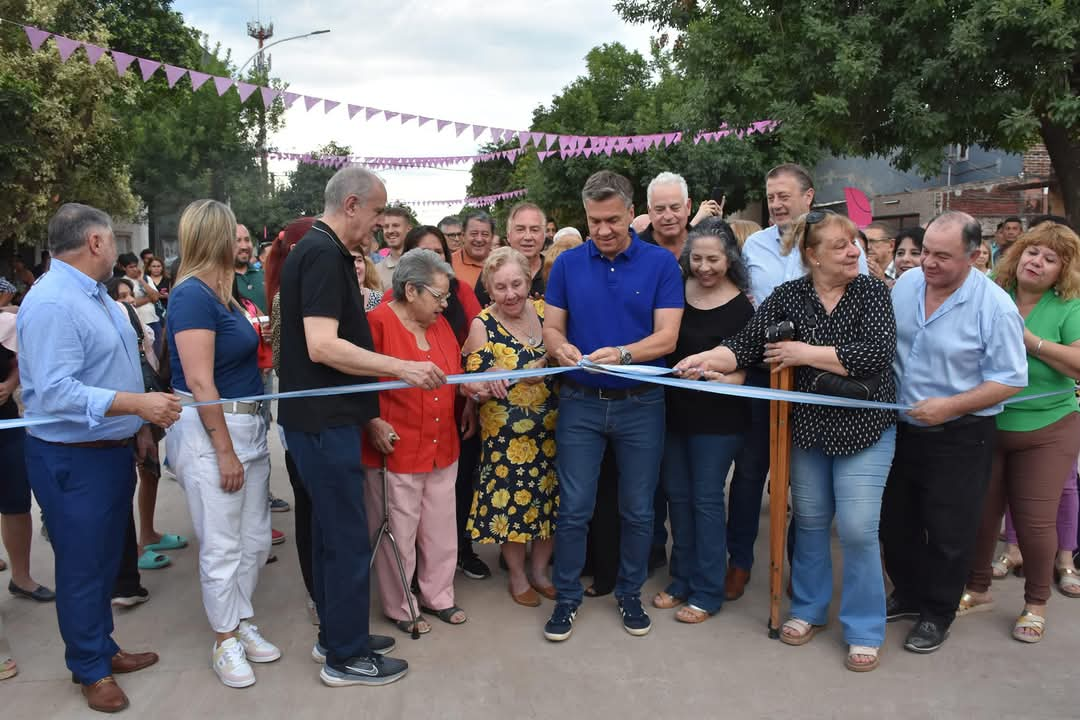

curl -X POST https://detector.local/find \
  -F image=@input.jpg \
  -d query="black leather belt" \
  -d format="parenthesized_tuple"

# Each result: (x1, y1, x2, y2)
(562, 378, 653, 401)
(47, 438, 133, 449)
(899, 414, 990, 434)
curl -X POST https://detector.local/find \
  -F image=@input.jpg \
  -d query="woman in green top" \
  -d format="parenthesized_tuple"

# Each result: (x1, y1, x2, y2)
(961, 221, 1080, 643)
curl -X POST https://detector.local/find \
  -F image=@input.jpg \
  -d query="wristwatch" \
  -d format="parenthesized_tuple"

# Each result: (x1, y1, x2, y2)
(616, 346, 632, 365)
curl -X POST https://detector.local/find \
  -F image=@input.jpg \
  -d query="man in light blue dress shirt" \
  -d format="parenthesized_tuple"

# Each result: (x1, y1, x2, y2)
(882, 210, 1027, 655)
(17, 203, 180, 713)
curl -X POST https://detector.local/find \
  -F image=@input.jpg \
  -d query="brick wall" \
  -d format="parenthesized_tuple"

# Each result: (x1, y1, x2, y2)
(1023, 143, 1053, 179)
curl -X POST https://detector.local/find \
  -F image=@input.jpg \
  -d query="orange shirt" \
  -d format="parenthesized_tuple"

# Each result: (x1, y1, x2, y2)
(451, 249, 486, 291)
(361, 303, 462, 473)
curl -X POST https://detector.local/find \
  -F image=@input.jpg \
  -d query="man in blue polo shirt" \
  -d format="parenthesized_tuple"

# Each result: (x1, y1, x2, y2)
(542, 170, 684, 641)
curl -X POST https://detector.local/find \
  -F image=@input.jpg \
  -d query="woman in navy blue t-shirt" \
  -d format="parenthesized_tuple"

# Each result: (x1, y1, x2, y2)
(165, 200, 279, 689)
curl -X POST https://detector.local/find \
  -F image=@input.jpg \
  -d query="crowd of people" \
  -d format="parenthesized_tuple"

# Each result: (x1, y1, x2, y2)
(1, 159, 1079, 712)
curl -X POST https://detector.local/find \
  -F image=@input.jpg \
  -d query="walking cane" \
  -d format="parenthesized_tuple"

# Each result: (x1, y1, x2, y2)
(369, 433, 421, 640)
(768, 366, 795, 638)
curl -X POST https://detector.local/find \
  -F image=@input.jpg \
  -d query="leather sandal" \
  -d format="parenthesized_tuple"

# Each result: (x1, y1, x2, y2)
(652, 591, 685, 609)
(991, 553, 1023, 579)
(674, 605, 710, 624)
(956, 591, 994, 617)
(0, 656, 16, 681)
(1012, 610, 1046, 643)
(779, 618, 825, 646)
(421, 605, 468, 625)
(393, 617, 431, 635)
(1054, 566, 1080, 598)
(845, 645, 880, 672)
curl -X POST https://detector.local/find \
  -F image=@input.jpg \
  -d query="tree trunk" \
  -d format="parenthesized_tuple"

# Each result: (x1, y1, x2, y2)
(1040, 118, 1080, 231)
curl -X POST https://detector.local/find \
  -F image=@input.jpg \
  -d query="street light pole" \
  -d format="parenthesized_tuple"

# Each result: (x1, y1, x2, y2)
(237, 29, 331, 75)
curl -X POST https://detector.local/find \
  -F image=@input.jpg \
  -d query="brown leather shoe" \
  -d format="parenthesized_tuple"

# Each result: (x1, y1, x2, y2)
(530, 582, 557, 601)
(112, 650, 159, 674)
(81, 676, 129, 713)
(725, 567, 751, 601)
(510, 585, 542, 607)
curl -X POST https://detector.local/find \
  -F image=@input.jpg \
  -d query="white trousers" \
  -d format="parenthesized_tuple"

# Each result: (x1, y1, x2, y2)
(166, 407, 271, 633)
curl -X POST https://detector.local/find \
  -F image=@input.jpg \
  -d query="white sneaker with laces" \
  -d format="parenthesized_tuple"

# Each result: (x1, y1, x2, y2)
(212, 637, 255, 688)
(237, 620, 282, 663)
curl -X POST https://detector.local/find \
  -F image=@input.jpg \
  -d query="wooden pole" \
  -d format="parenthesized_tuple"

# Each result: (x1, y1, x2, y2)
(768, 366, 795, 638)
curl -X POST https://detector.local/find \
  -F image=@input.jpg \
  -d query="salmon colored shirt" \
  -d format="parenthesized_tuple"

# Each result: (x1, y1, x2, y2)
(451, 249, 486, 291)
(361, 303, 462, 473)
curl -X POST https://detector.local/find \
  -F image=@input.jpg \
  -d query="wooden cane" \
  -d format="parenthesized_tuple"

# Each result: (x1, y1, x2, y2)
(768, 365, 795, 638)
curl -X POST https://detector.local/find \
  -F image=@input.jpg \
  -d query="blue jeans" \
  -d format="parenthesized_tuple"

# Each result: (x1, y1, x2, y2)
(661, 431, 742, 613)
(553, 385, 666, 605)
(789, 428, 896, 647)
(727, 368, 771, 571)
(284, 426, 372, 664)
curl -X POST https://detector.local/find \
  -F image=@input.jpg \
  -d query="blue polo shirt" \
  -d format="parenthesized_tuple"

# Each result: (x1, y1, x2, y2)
(546, 231, 683, 388)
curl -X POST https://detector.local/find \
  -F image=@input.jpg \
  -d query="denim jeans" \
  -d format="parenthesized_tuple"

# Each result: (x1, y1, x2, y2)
(661, 431, 742, 613)
(789, 427, 896, 647)
(727, 367, 771, 571)
(553, 385, 666, 605)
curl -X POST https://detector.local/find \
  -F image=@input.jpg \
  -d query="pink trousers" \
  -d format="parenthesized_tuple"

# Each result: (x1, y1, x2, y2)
(365, 462, 459, 622)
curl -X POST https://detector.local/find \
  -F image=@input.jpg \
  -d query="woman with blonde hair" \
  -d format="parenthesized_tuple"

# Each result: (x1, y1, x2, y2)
(165, 199, 278, 688)
(542, 228, 583, 283)
(728, 219, 762, 248)
(961, 221, 1080, 643)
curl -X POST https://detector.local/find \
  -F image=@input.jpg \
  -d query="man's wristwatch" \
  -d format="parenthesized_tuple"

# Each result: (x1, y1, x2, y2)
(616, 345, 632, 365)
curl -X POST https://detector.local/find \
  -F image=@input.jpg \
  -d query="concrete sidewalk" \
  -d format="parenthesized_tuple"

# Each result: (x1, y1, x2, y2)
(2, 433, 1077, 719)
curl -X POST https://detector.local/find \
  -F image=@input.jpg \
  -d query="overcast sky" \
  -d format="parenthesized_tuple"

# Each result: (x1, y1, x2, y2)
(172, 0, 654, 223)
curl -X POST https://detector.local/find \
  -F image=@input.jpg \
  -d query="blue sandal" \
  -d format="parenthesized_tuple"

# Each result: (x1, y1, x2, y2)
(137, 550, 170, 570)
(144, 534, 188, 552)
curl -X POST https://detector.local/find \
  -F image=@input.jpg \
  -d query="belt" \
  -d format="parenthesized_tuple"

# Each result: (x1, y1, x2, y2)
(562, 378, 654, 401)
(899, 414, 990, 434)
(48, 438, 133, 449)
(177, 391, 263, 416)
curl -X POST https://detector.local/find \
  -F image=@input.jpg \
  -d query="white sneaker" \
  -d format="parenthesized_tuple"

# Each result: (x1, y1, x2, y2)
(237, 620, 282, 663)
(212, 637, 255, 688)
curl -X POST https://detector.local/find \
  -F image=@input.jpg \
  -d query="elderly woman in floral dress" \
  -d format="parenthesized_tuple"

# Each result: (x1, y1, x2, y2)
(462, 247, 558, 607)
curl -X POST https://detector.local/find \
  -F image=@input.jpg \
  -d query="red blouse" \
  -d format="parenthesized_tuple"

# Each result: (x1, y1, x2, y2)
(361, 303, 462, 472)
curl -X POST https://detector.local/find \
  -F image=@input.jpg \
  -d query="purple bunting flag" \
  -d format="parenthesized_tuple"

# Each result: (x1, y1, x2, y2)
(236, 82, 258, 102)
(537, 150, 552, 163)
(213, 76, 233, 96)
(384, 110, 399, 122)
(454, 122, 469, 137)
(365, 107, 381, 120)
(261, 87, 280, 108)
(437, 119, 451, 132)
(304, 96, 321, 111)
(137, 58, 161, 82)
(83, 44, 106, 65)
(418, 116, 432, 127)
(189, 70, 212, 91)
(163, 65, 186, 88)
(282, 91, 301, 108)
(348, 104, 363, 119)
(472, 125, 487, 140)
(54, 36, 81, 62)
(23, 26, 51, 51)
(400, 113, 416, 124)
(323, 100, 340, 114)
(112, 51, 136, 77)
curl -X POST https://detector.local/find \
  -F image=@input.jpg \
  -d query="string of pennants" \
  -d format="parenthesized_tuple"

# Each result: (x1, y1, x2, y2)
(21, 23, 778, 157)
(393, 189, 528, 208)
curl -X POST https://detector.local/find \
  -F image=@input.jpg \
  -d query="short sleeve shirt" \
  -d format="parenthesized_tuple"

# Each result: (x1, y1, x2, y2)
(277, 222, 380, 432)
(545, 233, 684, 388)
(235, 265, 267, 314)
(166, 279, 263, 398)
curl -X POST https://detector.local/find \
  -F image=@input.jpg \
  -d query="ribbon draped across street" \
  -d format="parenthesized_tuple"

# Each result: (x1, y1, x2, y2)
(1, 360, 1071, 432)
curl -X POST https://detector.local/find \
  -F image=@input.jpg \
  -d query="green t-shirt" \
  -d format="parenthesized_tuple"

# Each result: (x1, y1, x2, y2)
(996, 289, 1080, 432)
(235, 265, 267, 315)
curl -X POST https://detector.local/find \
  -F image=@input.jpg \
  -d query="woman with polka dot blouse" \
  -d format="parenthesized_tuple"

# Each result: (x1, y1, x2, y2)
(675, 211, 898, 672)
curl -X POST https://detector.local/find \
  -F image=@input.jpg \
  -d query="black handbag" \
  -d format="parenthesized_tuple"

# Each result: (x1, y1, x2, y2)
(123, 304, 168, 393)
(802, 297, 884, 401)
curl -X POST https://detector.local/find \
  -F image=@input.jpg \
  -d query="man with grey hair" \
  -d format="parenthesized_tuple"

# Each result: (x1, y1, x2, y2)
(17, 203, 182, 713)
(542, 170, 684, 642)
(883, 210, 1027, 654)
(475, 201, 547, 306)
(437, 215, 465, 253)
(278, 166, 445, 687)
(640, 171, 693, 258)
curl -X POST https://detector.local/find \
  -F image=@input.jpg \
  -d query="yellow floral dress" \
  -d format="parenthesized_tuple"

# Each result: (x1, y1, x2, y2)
(466, 300, 558, 544)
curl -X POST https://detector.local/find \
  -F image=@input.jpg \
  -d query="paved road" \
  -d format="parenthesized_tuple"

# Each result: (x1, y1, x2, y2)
(3, 432, 1077, 719)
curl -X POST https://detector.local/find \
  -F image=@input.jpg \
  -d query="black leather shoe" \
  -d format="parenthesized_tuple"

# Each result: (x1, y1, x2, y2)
(904, 619, 949, 654)
(8, 580, 56, 602)
(886, 594, 919, 622)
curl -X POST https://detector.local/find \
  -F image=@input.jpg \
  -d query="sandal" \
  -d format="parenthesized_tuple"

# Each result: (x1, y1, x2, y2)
(0, 656, 16, 681)
(674, 605, 710, 624)
(136, 550, 170, 571)
(1012, 610, 1046, 643)
(143, 534, 188, 552)
(1054, 566, 1080, 598)
(652, 591, 685, 609)
(956, 591, 994, 617)
(421, 605, 467, 625)
(779, 618, 825, 646)
(845, 645, 880, 672)
(394, 617, 432, 635)
(991, 553, 1023, 579)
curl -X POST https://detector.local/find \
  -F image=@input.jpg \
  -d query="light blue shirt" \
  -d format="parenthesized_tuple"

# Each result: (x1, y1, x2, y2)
(891, 267, 1027, 424)
(743, 224, 869, 306)
(17, 258, 144, 441)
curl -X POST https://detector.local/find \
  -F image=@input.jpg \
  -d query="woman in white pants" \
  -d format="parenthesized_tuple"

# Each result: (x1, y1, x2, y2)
(165, 199, 279, 688)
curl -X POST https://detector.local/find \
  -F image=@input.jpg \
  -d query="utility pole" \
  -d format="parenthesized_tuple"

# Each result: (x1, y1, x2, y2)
(246, 19, 273, 199)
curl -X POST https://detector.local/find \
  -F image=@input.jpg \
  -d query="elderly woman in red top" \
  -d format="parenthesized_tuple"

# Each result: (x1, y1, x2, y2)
(363, 248, 467, 635)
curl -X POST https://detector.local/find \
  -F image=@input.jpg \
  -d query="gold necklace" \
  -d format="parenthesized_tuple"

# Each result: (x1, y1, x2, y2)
(494, 306, 540, 346)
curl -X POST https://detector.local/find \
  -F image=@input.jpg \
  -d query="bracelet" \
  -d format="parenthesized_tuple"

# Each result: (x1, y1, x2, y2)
(1035, 339, 1045, 358)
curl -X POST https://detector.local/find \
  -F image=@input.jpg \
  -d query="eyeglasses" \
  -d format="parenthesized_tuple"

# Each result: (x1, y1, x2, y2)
(444, 232, 463, 239)
(419, 284, 449, 304)
(804, 209, 835, 226)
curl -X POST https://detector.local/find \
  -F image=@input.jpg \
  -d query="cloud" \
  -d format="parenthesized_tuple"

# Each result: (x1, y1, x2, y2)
(172, 0, 654, 222)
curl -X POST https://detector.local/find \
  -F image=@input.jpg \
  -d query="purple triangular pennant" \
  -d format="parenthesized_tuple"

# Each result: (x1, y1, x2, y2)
(113, 51, 136, 76)
(213, 76, 233, 96)
(454, 122, 469, 137)
(537, 150, 551, 163)
(304, 96, 321, 111)
(260, 87, 279, 108)
(283, 92, 300, 108)
(236, 82, 258, 102)
(365, 107, 381, 120)
(23, 26, 51, 51)
(664, 132, 679, 146)
(54, 36, 81, 62)
(506, 149, 520, 163)
(189, 70, 212, 91)
(348, 104, 363, 119)
(323, 100, 340, 114)
(384, 110, 399, 121)
(163, 64, 186, 88)
(83, 44, 106, 65)
(472, 125, 487, 140)
(436, 119, 451, 132)
(418, 116, 432, 127)
(400, 113, 416, 124)
(137, 58, 161, 82)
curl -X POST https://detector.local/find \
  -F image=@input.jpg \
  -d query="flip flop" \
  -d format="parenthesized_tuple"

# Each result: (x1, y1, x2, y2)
(137, 550, 170, 571)
(420, 605, 468, 625)
(143, 534, 188, 552)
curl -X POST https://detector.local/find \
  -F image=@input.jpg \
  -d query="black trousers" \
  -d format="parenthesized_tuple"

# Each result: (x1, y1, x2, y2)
(881, 417, 995, 626)
(284, 450, 314, 599)
(456, 432, 482, 557)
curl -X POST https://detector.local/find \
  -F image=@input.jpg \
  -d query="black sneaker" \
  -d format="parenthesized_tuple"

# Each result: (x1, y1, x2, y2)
(904, 619, 949, 654)
(617, 596, 652, 636)
(312, 635, 396, 663)
(885, 594, 919, 623)
(543, 602, 578, 642)
(458, 551, 492, 580)
(111, 586, 150, 608)
(320, 655, 408, 687)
